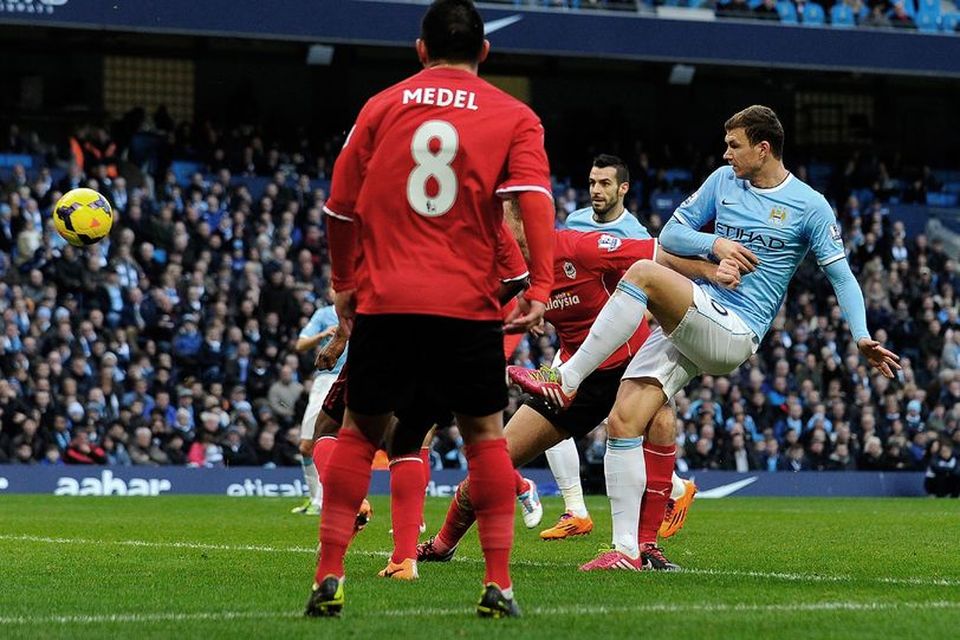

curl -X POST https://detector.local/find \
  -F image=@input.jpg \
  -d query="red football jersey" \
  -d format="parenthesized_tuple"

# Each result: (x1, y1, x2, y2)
(547, 230, 656, 370)
(324, 67, 551, 321)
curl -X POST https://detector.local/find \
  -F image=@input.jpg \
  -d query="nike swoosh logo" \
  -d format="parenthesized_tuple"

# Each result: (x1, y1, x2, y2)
(721, 199, 736, 206)
(484, 15, 523, 35)
(696, 476, 759, 499)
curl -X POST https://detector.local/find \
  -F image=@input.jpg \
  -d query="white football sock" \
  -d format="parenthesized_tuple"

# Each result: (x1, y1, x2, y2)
(545, 438, 588, 518)
(558, 281, 648, 394)
(671, 473, 686, 500)
(302, 455, 322, 507)
(605, 437, 646, 559)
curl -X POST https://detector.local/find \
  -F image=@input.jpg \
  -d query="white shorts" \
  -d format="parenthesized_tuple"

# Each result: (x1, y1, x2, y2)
(623, 283, 758, 398)
(299, 372, 338, 441)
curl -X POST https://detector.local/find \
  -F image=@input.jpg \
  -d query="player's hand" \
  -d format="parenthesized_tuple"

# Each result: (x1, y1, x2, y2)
(318, 326, 339, 341)
(857, 338, 901, 379)
(504, 298, 546, 335)
(315, 326, 348, 370)
(715, 258, 742, 290)
(713, 237, 759, 273)
(333, 289, 357, 338)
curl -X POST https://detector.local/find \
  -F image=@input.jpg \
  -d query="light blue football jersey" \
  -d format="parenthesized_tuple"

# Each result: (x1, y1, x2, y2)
(300, 305, 347, 374)
(565, 206, 651, 240)
(671, 166, 845, 339)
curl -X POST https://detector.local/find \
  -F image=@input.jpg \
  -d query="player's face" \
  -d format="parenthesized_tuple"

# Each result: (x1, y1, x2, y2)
(723, 128, 763, 180)
(588, 166, 627, 216)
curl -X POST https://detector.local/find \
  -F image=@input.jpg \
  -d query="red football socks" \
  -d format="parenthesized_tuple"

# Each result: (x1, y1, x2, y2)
(465, 438, 515, 590)
(389, 455, 426, 563)
(316, 429, 376, 581)
(638, 442, 676, 545)
(312, 435, 338, 479)
(434, 479, 476, 552)
(514, 469, 529, 496)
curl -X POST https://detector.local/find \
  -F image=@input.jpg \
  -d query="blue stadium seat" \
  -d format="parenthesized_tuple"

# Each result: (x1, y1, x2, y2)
(916, 0, 940, 16)
(777, 1, 798, 23)
(941, 12, 960, 30)
(802, 2, 826, 24)
(651, 192, 685, 216)
(916, 9, 939, 31)
(927, 192, 960, 207)
(662, 168, 693, 185)
(748, 0, 763, 8)
(170, 160, 204, 184)
(830, 3, 856, 27)
(0, 153, 33, 169)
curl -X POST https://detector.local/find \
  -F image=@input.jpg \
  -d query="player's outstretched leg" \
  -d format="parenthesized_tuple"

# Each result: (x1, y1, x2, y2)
(509, 261, 694, 405)
(306, 422, 378, 618)
(460, 415, 519, 618)
(379, 454, 425, 580)
(580, 379, 665, 572)
(541, 438, 593, 540)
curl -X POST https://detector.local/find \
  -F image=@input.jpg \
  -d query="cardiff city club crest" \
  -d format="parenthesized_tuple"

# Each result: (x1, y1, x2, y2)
(769, 207, 788, 225)
(563, 261, 577, 279)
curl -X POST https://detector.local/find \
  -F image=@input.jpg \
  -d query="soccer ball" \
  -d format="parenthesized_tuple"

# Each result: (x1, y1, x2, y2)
(53, 187, 114, 246)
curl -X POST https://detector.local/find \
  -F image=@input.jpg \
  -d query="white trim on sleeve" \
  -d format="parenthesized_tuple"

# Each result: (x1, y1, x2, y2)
(495, 185, 553, 199)
(322, 205, 354, 222)
(818, 253, 846, 267)
(500, 271, 530, 283)
(672, 210, 692, 226)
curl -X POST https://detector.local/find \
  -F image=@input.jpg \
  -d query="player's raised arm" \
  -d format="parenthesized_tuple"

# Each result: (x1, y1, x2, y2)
(572, 230, 741, 290)
(498, 112, 554, 333)
(495, 220, 530, 305)
(660, 168, 758, 273)
(324, 109, 376, 336)
(806, 200, 900, 378)
(657, 251, 742, 290)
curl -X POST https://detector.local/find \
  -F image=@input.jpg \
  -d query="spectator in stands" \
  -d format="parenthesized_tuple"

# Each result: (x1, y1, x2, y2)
(862, 4, 891, 27)
(925, 440, 959, 497)
(753, 0, 781, 20)
(889, 1, 916, 28)
(717, 0, 754, 19)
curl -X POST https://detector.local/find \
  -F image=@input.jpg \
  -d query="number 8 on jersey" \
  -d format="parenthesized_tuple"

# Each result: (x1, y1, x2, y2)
(407, 120, 459, 217)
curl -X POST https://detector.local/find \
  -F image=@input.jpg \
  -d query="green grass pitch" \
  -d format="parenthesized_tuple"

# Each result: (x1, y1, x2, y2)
(1, 495, 959, 639)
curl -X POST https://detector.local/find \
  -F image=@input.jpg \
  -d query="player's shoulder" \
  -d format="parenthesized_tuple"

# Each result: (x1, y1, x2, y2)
(784, 173, 832, 214)
(564, 207, 594, 225)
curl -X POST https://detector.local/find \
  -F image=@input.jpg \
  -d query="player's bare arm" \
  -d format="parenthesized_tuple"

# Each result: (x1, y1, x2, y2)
(315, 326, 348, 370)
(497, 277, 530, 306)
(712, 237, 760, 273)
(656, 251, 742, 290)
(296, 326, 338, 353)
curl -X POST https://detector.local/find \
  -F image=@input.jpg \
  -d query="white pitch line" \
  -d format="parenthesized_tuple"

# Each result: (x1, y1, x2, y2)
(2, 601, 960, 625)
(0, 611, 290, 626)
(3, 533, 959, 588)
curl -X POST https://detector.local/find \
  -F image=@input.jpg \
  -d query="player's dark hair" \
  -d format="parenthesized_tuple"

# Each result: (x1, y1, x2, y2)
(725, 105, 784, 159)
(592, 154, 630, 185)
(420, 0, 484, 64)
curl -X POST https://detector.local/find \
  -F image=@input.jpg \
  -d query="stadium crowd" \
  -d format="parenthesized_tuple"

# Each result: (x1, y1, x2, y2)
(0, 115, 958, 494)
(496, 0, 960, 32)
